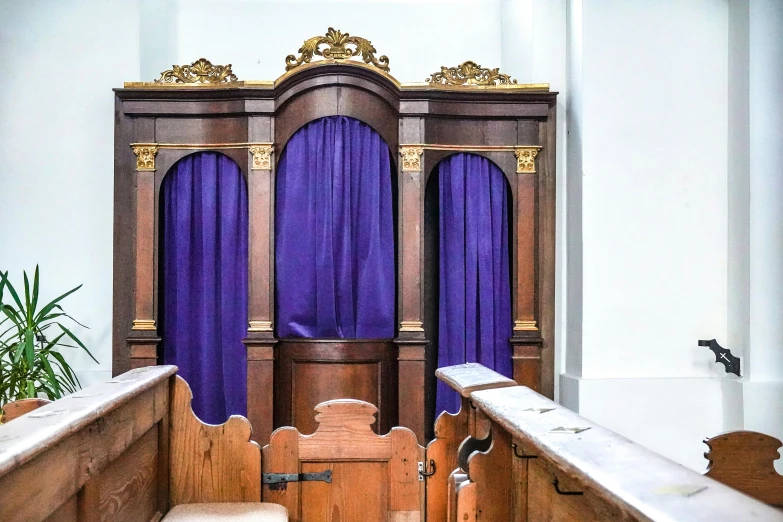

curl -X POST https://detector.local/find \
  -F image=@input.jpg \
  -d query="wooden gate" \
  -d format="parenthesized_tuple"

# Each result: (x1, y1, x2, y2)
(262, 399, 424, 521)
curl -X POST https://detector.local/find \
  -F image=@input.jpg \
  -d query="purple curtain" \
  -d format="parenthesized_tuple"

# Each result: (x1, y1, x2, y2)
(161, 152, 248, 424)
(436, 153, 512, 416)
(276, 116, 395, 339)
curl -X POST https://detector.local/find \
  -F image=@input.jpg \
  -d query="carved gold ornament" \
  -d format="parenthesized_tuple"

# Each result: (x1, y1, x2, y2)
(155, 58, 238, 84)
(515, 147, 540, 174)
(427, 61, 517, 86)
(249, 145, 273, 170)
(285, 27, 390, 72)
(132, 319, 157, 331)
(514, 320, 538, 332)
(248, 320, 273, 332)
(132, 145, 158, 171)
(399, 147, 424, 172)
(399, 321, 424, 332)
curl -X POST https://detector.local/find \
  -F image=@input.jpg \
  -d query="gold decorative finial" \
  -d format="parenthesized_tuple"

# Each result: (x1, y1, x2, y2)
(285, 27, 390, 72)
(155, 58, 238, 84)
(426, 61, 517, 86)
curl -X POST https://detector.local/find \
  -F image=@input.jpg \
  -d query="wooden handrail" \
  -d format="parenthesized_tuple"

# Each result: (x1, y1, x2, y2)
(469, 384, 783, 521)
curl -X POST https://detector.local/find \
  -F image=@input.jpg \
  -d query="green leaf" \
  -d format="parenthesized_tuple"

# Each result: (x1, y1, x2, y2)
(24, 328, 35, 368)
(57, 323, 98, 364)
(40, 356, 62, 398)
(34, 284, 82, 324)
(13, 341, 25, 363)
(26, 380, 35, 399)
(31, 265, 40, 318)
(1, 271, 24, 312)
(23, 271, 31, 324)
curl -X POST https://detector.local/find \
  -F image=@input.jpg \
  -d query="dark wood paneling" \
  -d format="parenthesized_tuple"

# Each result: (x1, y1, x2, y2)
(275, 340, 397, 435)
(274, 85, 399, 154)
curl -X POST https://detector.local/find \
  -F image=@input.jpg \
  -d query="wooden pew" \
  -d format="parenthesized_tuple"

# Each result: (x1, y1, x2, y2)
(704, 430, 783, 507)
(426, 363, 516, 522)
(463, 384, 783, 521)
(0, 366, 287, 521)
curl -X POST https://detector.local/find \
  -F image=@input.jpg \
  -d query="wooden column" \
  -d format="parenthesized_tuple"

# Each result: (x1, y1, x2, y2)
(127, 144, 160, 368)
(511, 147, 543, 392)
(245, 142, 276, 445)
(397, 143, 427, 443)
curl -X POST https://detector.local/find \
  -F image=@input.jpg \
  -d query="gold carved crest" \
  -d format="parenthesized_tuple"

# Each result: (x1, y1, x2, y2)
(155, 58, 238, 84)
(427, 61, 517, 86)
(285, 27, 390, 72)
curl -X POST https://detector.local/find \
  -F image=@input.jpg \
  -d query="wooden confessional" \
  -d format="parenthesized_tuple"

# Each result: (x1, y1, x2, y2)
(112, 28, 558, 445)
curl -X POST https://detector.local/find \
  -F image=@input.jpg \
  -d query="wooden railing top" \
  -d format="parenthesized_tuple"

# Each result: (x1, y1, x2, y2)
(0, 365, 177, 478)
(435, 363, 516, 398)
(471, 385, 783, 522)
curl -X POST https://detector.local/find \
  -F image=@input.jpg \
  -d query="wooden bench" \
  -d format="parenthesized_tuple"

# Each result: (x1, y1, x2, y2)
(458, 381, 782, 521)
(426, 363, 516, 522)
(704, 430, 783, 508)
(0, 366, 287, 522)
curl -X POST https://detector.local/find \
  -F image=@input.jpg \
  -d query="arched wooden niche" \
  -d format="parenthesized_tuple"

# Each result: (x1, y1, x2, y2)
(424, 153, 514, 427)
(159, 151, 249, 425)
(274, 115, 399, 435)
(114, 30, 557, 445)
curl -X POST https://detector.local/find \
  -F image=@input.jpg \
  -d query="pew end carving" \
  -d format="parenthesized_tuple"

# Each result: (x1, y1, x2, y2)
(426, 363, 515, 522)
(704, 430, 783, 508)
(169, 375, 262, 505)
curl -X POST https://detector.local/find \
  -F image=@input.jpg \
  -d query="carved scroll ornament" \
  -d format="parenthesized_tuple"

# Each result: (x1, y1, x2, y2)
(155, 58, 238, 84)
(427, 61, 518, 86)
(285, 27, 390, 72)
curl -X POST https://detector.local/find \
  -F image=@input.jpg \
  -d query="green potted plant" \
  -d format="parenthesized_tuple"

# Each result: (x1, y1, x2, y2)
(0, 266, 98, 421)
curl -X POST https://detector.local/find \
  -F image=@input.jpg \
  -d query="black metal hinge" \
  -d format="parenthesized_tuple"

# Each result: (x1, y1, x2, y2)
(262, 470, 333, 491)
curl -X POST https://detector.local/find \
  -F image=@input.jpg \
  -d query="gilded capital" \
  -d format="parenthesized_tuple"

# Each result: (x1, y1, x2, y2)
(132, 145, 158, 171)
(514, 320, 538, 332)
(249, 145, 273, 170)
(132, 319, 157, 331)
(399, 146, 424, 172)
(514, 147, 540, 174)
(248, 320, 273, 332)
(399, 321, 424, 332)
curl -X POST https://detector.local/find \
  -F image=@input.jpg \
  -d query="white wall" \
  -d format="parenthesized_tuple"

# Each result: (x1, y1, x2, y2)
(0, 0, 140, 387)
(143, 0, 503, 85)
(561, 0, 731, 471)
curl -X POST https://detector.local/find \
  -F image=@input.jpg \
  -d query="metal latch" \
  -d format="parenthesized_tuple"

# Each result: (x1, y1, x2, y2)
(418, 460, 436, 481)
(262, 470, 333, 490)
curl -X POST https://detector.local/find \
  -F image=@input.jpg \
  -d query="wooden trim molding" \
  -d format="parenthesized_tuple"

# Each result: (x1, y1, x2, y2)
(248, 320, 273, 332)
(132, 145, 158, 332)
(399, 321, 424, 332)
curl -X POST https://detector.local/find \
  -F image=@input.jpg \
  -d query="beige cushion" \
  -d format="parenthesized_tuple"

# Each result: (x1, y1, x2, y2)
(162, 503, 288, 521)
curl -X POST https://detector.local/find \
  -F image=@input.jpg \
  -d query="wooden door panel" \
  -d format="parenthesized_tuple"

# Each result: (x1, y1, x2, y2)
(263, 399, 423, 522)
(293, 362, 380, 434)
(300, 462, 388, 521)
